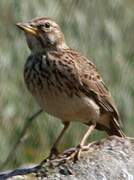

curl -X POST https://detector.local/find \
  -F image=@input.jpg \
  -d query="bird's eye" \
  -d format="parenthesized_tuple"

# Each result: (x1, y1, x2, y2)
(37, 22, 50, 30)
(30, 24, 35, 27)
(44, 22, 50, 29)
(37, 24, 44, 29)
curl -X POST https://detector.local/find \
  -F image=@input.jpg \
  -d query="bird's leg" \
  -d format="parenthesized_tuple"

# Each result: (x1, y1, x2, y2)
(61, 123, 96, 162)
(75, 123, 96, 159)
(49, 121, 70, 159)
(79, 123, 96, 147)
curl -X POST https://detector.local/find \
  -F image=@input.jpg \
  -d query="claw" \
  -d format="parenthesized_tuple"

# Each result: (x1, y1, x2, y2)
(59, 142, 95, 163)
(39, 142, 96, 168)
(49, 147, 59, 160)
(58, 145, 84, 163)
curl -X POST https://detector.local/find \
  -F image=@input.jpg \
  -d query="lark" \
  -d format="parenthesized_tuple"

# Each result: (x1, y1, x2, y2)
(16, 17, 125, 159)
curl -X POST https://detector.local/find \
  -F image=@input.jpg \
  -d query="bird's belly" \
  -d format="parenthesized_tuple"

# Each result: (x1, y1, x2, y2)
(33, 89, 100, 123)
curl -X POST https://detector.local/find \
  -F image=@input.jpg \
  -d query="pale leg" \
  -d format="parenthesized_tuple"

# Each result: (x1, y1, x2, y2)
(61, 123, 96, 162)
(79, 123, 96, 147)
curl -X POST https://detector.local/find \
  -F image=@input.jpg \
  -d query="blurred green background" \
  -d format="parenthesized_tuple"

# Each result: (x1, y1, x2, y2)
(0, 0, 134, 170)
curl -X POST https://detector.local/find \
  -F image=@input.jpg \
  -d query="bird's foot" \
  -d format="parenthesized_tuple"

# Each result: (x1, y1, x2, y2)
(58, 143, 92, 164)
(39, 147, 59, 167)
(39, 142, 96, 167)
(49, 147, 59, 160)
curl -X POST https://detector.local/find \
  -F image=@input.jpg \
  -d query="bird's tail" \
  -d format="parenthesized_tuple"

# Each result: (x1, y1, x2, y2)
(107, 117, 126, 138)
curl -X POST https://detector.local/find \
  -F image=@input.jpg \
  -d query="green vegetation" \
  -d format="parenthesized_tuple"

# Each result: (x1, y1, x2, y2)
(0, 0, 134, 169)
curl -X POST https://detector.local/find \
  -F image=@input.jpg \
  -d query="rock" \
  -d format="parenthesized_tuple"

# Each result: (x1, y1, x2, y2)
(0, 136, 134, 180)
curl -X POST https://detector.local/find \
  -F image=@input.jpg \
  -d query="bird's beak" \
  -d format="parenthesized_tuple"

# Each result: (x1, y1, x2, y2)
(16, 22, 38, 36)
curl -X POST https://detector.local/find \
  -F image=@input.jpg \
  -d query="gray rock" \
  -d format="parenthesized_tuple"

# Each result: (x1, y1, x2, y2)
(1, 136, 134, 180)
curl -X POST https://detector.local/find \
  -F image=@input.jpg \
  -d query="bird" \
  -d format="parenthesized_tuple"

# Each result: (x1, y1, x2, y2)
(16, 17, 125, 159)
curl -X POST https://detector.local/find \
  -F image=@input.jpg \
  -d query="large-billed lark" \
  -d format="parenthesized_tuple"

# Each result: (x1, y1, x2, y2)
(16, 17, 125, 159)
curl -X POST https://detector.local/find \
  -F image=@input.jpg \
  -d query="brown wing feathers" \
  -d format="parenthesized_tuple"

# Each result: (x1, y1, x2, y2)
(71, 51, 125, 137)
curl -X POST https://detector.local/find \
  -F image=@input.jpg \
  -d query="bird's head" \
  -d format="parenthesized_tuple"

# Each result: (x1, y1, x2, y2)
(16, 17, 68, 53)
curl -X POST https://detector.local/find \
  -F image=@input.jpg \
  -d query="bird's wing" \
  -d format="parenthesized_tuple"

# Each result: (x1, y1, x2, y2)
(48, 49, 120, 124)
(74, 52, 120, 121)
(68, 50, 121, 120)
(72, 51, 124, 133)
(47, 49, 124, 136)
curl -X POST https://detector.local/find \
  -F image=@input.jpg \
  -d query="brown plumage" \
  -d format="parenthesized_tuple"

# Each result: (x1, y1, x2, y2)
(16, 17, 125, 158)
